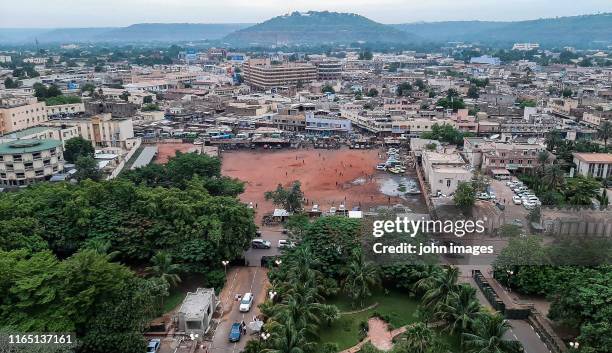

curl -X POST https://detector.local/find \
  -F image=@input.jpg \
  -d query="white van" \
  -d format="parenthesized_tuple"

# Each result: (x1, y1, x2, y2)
(239, 292, 253, 312)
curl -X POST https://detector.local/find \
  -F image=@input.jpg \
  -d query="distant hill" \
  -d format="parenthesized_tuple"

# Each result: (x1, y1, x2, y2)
(0, 23, 252, 44)
(392, 13, 612, 47)
(223, 11, 416, 46)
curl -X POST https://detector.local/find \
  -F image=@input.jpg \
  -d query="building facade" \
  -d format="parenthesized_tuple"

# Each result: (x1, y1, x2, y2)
(0, 139, 64, 187)
(243, 59, 318, 90)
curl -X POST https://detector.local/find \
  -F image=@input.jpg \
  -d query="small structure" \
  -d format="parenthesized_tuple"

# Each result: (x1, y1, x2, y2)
(176, 288, 218, 336)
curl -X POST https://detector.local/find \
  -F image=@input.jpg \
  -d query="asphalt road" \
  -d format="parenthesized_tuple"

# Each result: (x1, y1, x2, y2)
(208, 267, 269, 353)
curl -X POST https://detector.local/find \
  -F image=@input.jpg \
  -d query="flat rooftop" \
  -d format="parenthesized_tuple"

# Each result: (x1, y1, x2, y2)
(178, 288, 215, 320)
(131, 146, 158, 170)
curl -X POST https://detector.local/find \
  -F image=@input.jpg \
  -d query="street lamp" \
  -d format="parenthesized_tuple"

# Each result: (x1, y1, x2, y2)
(506, 270, 514, 288)
(261, 332, 270, 341)
(569, 342, 579, 350)
(221, 260, 229, 276)
(268, 291, 277, 301)
(274, 259, 282, 266)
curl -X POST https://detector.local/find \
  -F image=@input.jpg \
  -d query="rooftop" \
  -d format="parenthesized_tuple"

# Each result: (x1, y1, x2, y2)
(573, 152, 612, 163)
(178, 288, 216, 320)
(0, 139, 61, 155)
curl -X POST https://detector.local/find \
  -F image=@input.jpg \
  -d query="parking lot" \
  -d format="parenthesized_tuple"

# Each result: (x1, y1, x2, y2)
(487, 178, 531, 227)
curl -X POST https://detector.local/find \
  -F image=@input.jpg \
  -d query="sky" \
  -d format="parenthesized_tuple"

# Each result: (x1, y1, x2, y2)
(1, 0, 611, 28)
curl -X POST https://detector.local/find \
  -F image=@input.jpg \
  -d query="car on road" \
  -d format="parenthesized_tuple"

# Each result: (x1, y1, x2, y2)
(376, 164, 386, 171)
(239, 292, 254, 312)
(251, 238, 272, 249)
(146, 339, 161, 353)
(229, 323, 242, 342)
(512, 196, 522, 205)
(278, 239, 295, 249)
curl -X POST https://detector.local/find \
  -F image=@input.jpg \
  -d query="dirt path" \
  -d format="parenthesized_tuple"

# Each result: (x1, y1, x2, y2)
(368, 317, 394, 351)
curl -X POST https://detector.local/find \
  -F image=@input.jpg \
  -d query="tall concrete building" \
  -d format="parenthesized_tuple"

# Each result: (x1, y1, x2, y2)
(0, 95, 48, 135)
(243, 59, 317, 90)
(0, 139, 64, 187)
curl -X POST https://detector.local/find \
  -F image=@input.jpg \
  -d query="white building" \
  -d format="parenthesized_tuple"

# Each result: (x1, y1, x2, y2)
(422, 151, 473, 196)
(573, 153, 612, 179)
(176, 288, 218, 336)
(512, 43, 540, 51)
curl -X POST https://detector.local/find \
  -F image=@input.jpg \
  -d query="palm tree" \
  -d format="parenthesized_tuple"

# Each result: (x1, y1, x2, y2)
(147, 251, 181, 288)
(435, 285, 482, 340)
(421, 266, 459, 311)
(598, 120, 612, 148)
(341, 250, 380, 308)
(319, 304, 340, 327)
(263, 321, 315, 353)
(536, 151, 550, 176)
(400, 323, 435, 353)
(542, 164, 566, 191)
(462, 314, 523, 353)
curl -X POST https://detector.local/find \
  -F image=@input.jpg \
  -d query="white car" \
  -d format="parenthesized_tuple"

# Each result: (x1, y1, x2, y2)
(278, 239, 295, 249)
(523, 201, 537, 209)
(239, 292, 254, 312)
(512, 196, 522, 205)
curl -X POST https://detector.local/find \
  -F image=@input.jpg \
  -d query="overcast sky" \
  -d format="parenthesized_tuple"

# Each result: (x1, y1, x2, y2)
(1, 0, 611, 28)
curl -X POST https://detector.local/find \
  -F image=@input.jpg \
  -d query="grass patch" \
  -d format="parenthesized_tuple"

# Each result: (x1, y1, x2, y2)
(162, 288, 187, 313)
(319, 290, 419, 350)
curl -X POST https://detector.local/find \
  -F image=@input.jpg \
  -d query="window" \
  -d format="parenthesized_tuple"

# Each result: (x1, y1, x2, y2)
(12, 155, 22, 162)
(446, 180, 451, 188)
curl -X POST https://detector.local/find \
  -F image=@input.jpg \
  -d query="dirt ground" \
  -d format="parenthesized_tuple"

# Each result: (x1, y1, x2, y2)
(154, 142, 199, 164)
(221, 148, 422, 223)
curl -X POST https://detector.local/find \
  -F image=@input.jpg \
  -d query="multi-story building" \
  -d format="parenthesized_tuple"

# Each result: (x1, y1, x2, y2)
(0, 125, 80, 148)
(45, 113, 137, 149)
(422, 151, 473, 196)
(305, 111, 351, 135)
(512, 43, 540, 51)
(313, 59, 343, 81)
(0, 139, 64, 187)
(0, 96, 48, 135)
(573, 153, 612, 179)
(464, 138, 547, 173)
(242, 59, 317, 90)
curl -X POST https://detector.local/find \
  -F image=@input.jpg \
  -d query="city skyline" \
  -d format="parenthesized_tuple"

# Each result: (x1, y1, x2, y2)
(1, 0, 612, 28)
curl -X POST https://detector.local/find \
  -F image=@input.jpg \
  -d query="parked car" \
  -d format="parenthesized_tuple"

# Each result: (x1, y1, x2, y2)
(512, 196, 522, 205)
(477, 192, 490, 200)
(239, 292, 254, 312)
(376, 164, 386, 171)
(251, 238, 272, 249)
(229, 323, 242, 342)
(147, 339, 161, 353)
(277, 239, 295, 249)
(495, 202, 505, 210)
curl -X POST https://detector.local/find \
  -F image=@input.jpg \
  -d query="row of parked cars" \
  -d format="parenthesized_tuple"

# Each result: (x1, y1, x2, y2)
(507, 180, 541, 210)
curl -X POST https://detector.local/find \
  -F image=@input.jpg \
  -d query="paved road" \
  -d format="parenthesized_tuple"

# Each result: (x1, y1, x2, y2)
(244, 225, 287, 266)
(208, 267, 269, 353)
(458, 268, 551, 353)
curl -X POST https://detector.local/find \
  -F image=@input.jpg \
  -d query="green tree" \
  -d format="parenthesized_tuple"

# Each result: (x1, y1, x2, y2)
(397, 82, 413, 96)
(63, 136, 95, 163)
(453, 182, 476, 212)
(265, 181, 304, 213)
(147, 251, 181, 288)
(564, 176, 600, 205)
(399, 323, 435, 353)
(598, 120, 612, 148)
(75, 155, 101, 181)
(366, 88, 378, 97)
(4, 77, 18, 88)
(321, 84, 335, 94)
(418, 266, 459, 311)
(435, 285, 482, 340)
(341, 250, 380, 308)
(467, 86, 479, 99)
(542, 164, 565, 191)
(462, 314, 523, 353)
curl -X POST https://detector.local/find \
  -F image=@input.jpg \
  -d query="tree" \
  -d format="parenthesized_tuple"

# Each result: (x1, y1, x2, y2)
(562, 88, 573, 98)
(265, 181, 304, 213)
(598, 121, 612, 148)
(321, 84, 335, 94)
(120, 91, 130, 101)
(462, 313, 523, 353)
(358, 50, 373, 60)
(341, 250, 380, 308)
(75, 156, 101, 181)
(319, 304, 340, 327)
(564, 176, 600, 205)
(419, 266, 459, 311)
(399, 323, 435, 353)
(147, 251, 181, 288)
(366, 88, 378, 97)
(4, 77, 18, 88)
(396, 82, 413, 96)
(467, 86, 479, 99)
(436, 285, 482, 339)
(454, 182, 476, 212)
(81, 83, 96, 95)
(542, 164, 565, 191)
(64, 137, 95, 164)
(597, 189, 609, 209)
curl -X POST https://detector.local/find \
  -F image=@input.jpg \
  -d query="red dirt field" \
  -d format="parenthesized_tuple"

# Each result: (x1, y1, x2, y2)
(154, 142, 199, 164)
(221, 148, 410, 222)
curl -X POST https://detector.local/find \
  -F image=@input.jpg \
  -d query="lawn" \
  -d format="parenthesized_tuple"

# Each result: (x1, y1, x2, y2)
(319, 290, 461, 352)
(319, 289, 420, 350)
(161, 288, 187, 313)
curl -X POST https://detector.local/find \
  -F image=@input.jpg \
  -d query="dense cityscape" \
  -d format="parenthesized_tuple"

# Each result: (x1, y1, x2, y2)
(0, 4, 611, 353)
